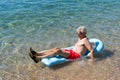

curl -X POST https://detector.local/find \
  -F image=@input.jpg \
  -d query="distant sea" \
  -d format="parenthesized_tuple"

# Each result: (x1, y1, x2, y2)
(0, 0, 120, 80)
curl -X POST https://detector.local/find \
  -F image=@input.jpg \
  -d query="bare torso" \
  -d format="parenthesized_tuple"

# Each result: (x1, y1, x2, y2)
(72, 38, 88, 56)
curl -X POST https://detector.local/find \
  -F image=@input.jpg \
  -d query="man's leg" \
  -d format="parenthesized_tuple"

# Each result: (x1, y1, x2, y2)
(30, 47, 69, 59)
(38, 47, 60, 55)
(30, 47, 60, 56)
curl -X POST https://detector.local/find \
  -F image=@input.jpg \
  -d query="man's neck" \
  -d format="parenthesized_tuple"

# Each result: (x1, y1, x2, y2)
(79, 35, 86, 39)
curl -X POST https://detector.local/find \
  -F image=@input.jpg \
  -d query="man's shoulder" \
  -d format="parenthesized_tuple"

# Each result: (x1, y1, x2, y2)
(83, 37, 89, 43)
(83, 37, 89, 41)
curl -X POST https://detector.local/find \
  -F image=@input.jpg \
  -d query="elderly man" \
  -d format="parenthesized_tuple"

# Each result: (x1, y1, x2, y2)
(29, 26, 95, 63)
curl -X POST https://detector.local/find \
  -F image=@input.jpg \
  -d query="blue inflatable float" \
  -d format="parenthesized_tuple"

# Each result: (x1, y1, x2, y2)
(41, 38, 104, 66)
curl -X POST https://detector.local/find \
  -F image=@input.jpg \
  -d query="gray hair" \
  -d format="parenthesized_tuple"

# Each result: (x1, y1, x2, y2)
(76, 26, 87, 33)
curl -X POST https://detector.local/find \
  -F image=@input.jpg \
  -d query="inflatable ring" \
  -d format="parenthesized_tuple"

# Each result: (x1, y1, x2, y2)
(41, 38, 104, 66)
(84, 38, 104, 57)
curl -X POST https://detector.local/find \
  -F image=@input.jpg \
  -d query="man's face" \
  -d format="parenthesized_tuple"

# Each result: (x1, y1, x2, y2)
(77, 30, 86, 37)
(77, 30, 84, 36)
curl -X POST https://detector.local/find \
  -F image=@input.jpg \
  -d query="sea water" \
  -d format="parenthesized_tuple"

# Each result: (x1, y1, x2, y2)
(0, 0, 120, 80)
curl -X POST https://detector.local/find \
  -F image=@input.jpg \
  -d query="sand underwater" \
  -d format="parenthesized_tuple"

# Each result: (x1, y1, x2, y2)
(0, 0, 120, 80)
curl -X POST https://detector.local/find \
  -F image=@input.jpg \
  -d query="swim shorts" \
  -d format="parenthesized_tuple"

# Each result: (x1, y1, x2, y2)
(65, 49, 81, 60)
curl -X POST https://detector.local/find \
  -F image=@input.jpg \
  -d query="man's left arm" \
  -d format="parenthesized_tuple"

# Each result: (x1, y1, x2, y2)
(84, 38, 95, 61)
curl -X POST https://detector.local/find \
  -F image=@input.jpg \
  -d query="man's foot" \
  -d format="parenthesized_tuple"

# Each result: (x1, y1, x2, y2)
(29, 52, 40, 63)
(30, 47, 38, 56)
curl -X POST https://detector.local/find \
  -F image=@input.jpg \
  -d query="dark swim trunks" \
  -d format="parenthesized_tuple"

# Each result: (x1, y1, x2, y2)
(65, 49, 81, 60)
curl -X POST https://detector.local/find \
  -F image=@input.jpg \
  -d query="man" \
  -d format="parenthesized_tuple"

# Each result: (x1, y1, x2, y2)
(29, 26, 95, 63)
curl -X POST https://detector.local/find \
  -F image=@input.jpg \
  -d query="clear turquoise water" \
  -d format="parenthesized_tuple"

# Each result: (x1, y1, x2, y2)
(0, 0, 120, 80)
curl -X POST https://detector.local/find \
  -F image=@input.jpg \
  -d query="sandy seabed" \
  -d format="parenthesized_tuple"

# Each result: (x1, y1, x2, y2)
(0, 46, 120, 80)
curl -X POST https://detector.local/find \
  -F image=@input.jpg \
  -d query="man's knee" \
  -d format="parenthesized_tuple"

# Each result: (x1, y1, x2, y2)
(54, 47, 60, 50)
(56, 48, 61, 52)
(53, 47, 60, 51)
(54, 48, 62, 54)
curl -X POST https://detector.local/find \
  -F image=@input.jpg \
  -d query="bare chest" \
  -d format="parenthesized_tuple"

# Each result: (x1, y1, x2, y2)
(75, 40, 84, 47)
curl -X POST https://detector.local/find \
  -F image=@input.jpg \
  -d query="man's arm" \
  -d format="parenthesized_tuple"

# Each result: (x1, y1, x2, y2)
(84, 38, 95, 60)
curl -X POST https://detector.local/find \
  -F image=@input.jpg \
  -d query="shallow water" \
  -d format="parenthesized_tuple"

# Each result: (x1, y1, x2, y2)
(0, 0, 120, 80)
